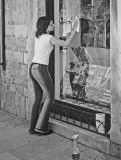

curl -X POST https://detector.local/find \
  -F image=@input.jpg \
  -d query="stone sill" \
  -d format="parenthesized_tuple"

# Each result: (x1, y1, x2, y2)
(49, 117, 121, 159)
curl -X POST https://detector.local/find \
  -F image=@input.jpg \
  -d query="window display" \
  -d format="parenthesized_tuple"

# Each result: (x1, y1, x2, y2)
(56, 0, 110, 112)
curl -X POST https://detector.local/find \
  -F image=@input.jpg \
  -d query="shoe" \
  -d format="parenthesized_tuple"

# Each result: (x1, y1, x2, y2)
(28, 130, 36, 134)
(35, 128, 53, 135)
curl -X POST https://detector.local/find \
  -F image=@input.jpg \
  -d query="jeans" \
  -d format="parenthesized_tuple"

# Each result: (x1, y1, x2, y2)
(29, 63, 54, 132)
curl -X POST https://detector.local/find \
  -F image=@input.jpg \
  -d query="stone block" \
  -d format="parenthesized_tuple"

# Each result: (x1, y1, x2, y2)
(5, 0, 16, 11)
(16, 0, 24, 12)
(24, 52, 28, 64)
(7, 106, 15, 115)
(110, 142, 121, 159)
(5, 69, 14, 84)
(20, 97, 26, 111)
(1, 100, 5, 110)
(19, 64, 28, 80)
(6, 25, 14, 36)
(12, 51, 24, 63)
(14, 77, 24, 85)
(10, 106, 17, 116)
(26, 111, 31, 121)
(14, 25, 28, 38)
(26, 38, 31, 53)
(15, 94, 22, 109)
(11, 62, 20, 77)
(19, 109, 26, 119)
(6, 36, 18, 51)
(15, 93, 26, 112)
(23, 0, 28, 11)
(16, 107, 20, 117)
(5, 36, 18, 51)
(19, 11, 28, 25)
(14, 25, 20, 37)
(9, 92, 15, 108)
(1, 83, 7, 102)
(9, 84, 16, 93)
(25, 99, 30, 113)
(12, 37, 18, 51)
(5, 70, 10, 84)
(1, 71, 6, 82)
(4, 91, 13, 107)
(24, 87, 28, 97)
(37, 0, 46, 17)
(12, 11, 19, 25)
(18, 38, 26, 52)
(24, 79, 28, 88)
(5, 37, 13, 50)
(6, 62, 12, 71)
(15, 85, 24, 95)
(5, 10, 13, 25)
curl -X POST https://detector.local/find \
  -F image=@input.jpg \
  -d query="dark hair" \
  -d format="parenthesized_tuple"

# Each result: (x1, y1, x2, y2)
(80, 18, 89, 46)
(35, 17, 50, 38)
(80, 18, 89, 34)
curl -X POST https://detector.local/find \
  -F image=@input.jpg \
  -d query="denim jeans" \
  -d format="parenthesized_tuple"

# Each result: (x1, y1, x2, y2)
(29, 63, 54, 132)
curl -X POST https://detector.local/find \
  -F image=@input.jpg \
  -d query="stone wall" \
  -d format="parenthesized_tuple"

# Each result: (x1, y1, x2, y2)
(0, 0, 46, 120)
(0, 0, 29, 118)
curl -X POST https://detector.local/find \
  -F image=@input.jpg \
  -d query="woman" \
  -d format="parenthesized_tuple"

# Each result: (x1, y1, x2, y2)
(29, 16, 79, 135)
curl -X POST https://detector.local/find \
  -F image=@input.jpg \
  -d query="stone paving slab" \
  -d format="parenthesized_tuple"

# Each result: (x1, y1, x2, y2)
(27, 141, 72, 160)
(0, 110, 28, 129)
(79, 148, 119, 160)
(27, 140, 88, 160)
(0, 131, 47, 153)
(0, 125, 28, 140)
(1, 152, 20, 160)
(8, 135, 71, 160)
(0, 111, 14, 122)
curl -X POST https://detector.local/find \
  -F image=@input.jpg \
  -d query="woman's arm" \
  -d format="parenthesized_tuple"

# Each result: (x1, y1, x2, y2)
(50, 19, 79, 47)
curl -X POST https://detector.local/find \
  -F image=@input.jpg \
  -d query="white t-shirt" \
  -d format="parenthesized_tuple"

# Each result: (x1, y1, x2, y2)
(32, 34, 54, 65)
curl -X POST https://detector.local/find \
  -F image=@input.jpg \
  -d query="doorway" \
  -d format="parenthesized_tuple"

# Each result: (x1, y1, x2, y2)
(46, 0, 55, 84)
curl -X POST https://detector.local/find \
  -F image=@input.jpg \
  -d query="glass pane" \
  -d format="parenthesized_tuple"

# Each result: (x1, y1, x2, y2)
(59, 0, 110, 109)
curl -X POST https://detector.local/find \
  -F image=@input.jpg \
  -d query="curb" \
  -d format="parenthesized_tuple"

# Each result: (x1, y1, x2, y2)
(49, 118, 121, 159)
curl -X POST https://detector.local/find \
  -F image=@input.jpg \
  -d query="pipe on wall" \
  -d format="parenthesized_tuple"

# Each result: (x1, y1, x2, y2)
(0, 0, 6, 70)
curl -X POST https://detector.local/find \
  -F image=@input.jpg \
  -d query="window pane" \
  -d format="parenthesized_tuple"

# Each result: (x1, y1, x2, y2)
(58, 0, 110, 109)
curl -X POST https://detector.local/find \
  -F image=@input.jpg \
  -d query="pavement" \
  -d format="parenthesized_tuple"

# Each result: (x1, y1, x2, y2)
(0, 109, 119, 160)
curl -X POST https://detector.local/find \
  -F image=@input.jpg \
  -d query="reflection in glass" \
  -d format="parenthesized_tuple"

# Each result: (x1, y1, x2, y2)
(59, 0, 110, 109)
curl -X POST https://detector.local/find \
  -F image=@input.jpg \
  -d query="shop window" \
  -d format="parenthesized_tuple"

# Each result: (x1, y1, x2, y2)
(81, 0, 92, 8)
(53, 0, 110, 136)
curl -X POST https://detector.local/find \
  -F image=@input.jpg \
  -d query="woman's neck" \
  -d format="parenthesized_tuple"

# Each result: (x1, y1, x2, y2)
(46, 30, 50, 34)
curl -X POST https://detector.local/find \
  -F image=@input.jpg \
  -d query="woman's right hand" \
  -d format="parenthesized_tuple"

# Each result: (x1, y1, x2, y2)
(72, 17, 80, 31)
(50, 17, 80, 47)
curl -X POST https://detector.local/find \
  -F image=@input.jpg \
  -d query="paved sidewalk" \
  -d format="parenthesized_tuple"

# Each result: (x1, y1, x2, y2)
(0, 110, 119, 160)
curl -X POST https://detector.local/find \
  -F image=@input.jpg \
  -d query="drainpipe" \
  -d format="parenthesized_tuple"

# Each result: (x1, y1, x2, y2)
(0, 0, 6, 71)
